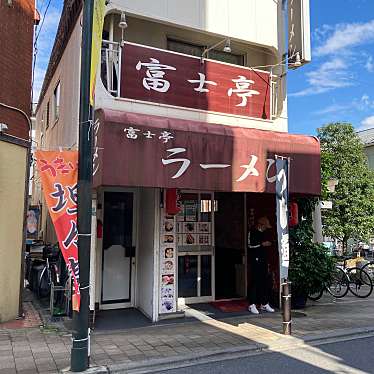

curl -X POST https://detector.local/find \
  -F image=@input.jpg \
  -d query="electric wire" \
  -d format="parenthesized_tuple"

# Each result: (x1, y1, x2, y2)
(31, 0, 54, 107)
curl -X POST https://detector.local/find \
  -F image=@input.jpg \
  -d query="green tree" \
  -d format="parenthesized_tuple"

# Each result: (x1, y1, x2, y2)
(318, 123, 374, 252)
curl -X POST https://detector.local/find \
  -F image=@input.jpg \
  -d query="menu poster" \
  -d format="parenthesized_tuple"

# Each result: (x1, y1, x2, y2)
(183, 233, 197, 246)
(197, 222, 211, 233)
(176, 204, 185, 222)
(183, 222, 196, 233)
(198, 234, 211, 245)
(159, 208, 176, 314)
(163, 217, 175, 233)
(184, 200, 197, 222)
(161, 259, 175, 274)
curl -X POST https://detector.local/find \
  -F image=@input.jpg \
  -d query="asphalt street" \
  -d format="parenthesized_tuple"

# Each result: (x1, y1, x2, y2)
(153, 335, 374, 374)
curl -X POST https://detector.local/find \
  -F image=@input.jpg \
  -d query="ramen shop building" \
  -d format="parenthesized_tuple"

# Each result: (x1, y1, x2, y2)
(33, 0, 318, 322)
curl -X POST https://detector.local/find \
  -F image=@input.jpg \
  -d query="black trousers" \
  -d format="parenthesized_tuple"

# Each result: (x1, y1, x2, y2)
(248, 259, 271, 306)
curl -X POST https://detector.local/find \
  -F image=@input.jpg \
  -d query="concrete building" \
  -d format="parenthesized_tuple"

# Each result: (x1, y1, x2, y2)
(33, 0, 320, 323)
(357, 128, 374, 169)
(357, 128, 374, 252)
(0, 0, 35, 322)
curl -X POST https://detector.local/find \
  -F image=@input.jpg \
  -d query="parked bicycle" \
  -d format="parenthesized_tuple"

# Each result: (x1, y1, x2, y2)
(37, 243, 61, 298)
(309, 256, 373, 300)
(360, 260, 374, 280)
(341, 256, 373, 298)
(308, 266, 349, 301)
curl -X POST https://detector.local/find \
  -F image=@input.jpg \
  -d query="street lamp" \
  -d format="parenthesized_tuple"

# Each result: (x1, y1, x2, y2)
(201, 37, 232, 63)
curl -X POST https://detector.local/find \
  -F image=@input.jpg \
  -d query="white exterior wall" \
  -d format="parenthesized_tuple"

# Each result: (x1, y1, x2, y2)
(109, 0, 280, 50)
(136, 188, 157, 320)
(96, 6, 288, 132)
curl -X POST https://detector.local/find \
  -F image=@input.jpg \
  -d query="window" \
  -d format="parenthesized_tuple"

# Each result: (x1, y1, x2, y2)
(167, 38, 244, 66)
(208, 49, 244, 66)
(46, 102, 50, 129)
(53, 82, 61, 122)
(167, 39, 204, 58)
(40, 112, 45, 146)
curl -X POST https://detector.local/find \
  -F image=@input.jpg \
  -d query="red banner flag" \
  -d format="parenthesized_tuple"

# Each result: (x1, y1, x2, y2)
(35, 151, 80, 311)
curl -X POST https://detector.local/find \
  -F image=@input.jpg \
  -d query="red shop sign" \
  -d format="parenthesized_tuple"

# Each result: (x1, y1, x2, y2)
(120, 42, 271, 120)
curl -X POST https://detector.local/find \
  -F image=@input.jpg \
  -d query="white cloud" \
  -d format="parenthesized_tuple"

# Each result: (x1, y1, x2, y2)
(359, 115, 374, 130)
(365, 56, 374, 72)
(290, 58, 354, 97)
(292, 20, 374, 98)
(313, 24, 334, 43)
(314, 94, 374, 116)
(32, 66, 47, 103)
(32, 4, 63, 103)
(315, 20, 374, 56)
(314, 104, 348, 116)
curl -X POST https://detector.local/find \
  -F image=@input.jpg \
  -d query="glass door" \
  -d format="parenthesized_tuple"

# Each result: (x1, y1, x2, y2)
(101, 191, 135, 306)
(177, 192, 215, 304)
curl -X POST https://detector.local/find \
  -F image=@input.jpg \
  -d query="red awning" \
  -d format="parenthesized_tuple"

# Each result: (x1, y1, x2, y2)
(93, 109, 321, 195)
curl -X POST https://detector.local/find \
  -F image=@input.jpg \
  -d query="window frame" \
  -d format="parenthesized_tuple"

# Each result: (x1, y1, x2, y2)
(167, 38, 245, 67)
(46, 101, 50, 129)
(53, 81, 61, 123)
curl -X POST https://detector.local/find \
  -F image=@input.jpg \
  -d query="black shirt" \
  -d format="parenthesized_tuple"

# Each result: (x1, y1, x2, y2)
(248, 228, 268, 265)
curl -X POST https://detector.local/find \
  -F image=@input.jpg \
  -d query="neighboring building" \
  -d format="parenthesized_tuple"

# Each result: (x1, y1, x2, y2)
(357, 128, 374, 170)
(0, 0, 35, 322)
(33, 0, 319, 322)
(357, 127, 374, 252)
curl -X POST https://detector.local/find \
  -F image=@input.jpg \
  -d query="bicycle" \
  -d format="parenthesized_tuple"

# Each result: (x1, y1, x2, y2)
(309, 256, 373, 300)
(340, 257, 373, 298)
(308, 266, 349, 301)
(37, 243, 61, 298)
(360, 260, 374, 280)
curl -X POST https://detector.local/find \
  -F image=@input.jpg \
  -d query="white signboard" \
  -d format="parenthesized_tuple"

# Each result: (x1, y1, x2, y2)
(288, 0, 311, 68)
(320, 201, 333, 209)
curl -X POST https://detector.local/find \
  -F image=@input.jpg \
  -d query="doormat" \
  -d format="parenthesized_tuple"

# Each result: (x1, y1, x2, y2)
(210, 300, 249, 313)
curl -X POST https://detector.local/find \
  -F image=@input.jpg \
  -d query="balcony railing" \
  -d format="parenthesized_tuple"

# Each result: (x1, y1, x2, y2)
(101, 40, 120, 97)
(100, 40, 279, 120)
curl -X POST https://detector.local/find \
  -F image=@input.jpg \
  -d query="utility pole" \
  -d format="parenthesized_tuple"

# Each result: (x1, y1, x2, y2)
(70, 0, 94, 371)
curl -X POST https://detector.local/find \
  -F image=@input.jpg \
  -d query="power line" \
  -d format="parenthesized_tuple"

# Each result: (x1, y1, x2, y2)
(31, 0, 53, 107)
(34, 0, 53, 45)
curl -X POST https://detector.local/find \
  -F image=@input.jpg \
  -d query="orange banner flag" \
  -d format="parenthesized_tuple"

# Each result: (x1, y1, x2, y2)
(35, 151, 81, 311)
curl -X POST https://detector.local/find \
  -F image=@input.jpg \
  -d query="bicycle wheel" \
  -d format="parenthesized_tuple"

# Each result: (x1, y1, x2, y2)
(38, 267, 50, 298)
(308, 289, 324, 301)
(347, 267, 373, 298)
(361, 262, 374, 281)
(326, 267, 349, 298)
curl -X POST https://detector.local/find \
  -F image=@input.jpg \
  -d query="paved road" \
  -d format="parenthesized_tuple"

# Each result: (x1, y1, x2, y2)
(153, 335, 374, 374)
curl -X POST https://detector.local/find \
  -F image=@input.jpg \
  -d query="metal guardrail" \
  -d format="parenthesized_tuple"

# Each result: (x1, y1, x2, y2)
(101, 40, 121, 97)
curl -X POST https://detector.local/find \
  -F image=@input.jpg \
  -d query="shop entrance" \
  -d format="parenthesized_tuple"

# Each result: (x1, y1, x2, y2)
(101, 191, 136, 308)
(176, 192, 214, 304)
(214, 193, 246, 300)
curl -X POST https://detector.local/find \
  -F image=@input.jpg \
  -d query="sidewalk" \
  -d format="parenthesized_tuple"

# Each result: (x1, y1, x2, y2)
(1, 294, 374, 373)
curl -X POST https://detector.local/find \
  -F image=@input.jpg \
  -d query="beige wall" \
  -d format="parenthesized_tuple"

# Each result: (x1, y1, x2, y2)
(0, 141, 27, 322)
(33, 18, 82, 207)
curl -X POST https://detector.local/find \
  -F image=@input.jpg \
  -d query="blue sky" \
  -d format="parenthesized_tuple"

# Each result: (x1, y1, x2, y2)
(33, 0, 63, 105)
(34, 1, 374, 135)
(288, 0, 374, 134)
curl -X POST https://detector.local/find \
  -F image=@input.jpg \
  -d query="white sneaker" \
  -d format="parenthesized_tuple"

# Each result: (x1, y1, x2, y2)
(248, 304, 259, 314)
(260, 303, 275, 313)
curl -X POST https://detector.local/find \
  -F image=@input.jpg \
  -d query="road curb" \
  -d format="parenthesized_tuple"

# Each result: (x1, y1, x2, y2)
(105, 326, 374, 373)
